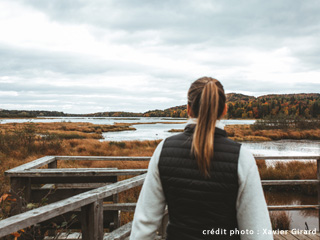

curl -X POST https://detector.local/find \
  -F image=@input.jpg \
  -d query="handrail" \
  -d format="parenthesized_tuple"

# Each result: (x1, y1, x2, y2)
(0, 155, 319, 239)
(0, 174, 146, 238)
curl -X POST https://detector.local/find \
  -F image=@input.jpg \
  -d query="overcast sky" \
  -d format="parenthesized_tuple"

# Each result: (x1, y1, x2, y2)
(1, 0, 320, 114)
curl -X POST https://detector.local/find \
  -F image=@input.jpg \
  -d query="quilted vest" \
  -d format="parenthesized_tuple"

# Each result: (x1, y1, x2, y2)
(158, 124, 241, 240)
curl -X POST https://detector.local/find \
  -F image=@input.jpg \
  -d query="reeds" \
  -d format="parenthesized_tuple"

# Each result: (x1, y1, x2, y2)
(225, 124, 320, 141)
(270, 211, 291, 230)
(258, 160, 317, 195)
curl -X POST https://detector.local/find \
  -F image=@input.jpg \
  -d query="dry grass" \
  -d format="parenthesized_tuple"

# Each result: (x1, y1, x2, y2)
(258, 160, 317, 195)
(0, 122, 319, 228)
(270, 211, 291, 230)
(225, 124, 320, 141)
(0, 122, 136, 139)
(167, 124, 320, 141)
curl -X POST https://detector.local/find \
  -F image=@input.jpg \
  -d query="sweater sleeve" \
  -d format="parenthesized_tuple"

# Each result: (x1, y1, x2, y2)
(236, 146, 273, 240)
(129, 139, 166, 240)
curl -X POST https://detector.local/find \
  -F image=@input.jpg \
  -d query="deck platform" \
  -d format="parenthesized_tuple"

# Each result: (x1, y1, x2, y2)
(273, 230, 320, 240)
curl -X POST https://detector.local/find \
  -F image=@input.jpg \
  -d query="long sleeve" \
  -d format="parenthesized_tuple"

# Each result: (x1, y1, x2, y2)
(236, 146, 273, 240)
(130, 139, 166, 240)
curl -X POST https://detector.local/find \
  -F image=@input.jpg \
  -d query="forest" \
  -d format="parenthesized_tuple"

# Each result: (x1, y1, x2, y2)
(1, 93, 319, 119)
(144, 93, 320, 119)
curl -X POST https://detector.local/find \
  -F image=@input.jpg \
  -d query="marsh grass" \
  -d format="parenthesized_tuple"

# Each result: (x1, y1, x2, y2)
(270, 211, 291, 230)
(0, 122, 318, 229)
(225, 124, 320, 141)
(258, 160, 317, 195)
(168, 124, 320, 141)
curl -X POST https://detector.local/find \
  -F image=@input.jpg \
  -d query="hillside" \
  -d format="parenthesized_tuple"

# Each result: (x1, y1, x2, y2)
(143, 93, 320, 119)
(1, 93, 319, 119)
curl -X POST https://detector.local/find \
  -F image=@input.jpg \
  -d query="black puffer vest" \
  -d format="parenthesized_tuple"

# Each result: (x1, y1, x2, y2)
(158, 124, 241, 240)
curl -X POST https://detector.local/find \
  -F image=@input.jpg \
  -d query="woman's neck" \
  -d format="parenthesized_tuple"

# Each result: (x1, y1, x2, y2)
(186, 118, 225, 130)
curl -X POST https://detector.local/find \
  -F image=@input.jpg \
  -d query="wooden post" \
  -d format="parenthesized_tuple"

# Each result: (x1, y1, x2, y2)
(112, 176, 120, 230)
(317, 158, 320, 232)
(48, 159, 57, 169)
(10, 177, 31, 215)
(81, 199, 104, 240)
(47, 159, 57, 237)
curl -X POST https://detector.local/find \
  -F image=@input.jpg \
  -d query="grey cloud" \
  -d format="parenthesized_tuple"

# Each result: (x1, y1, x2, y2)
(19, 0, 320, 46)
(224, 77, 320, 95)
(0, 45, 148, 77)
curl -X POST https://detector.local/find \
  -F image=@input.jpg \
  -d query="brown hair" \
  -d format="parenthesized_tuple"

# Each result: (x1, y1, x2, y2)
(187, 77, 226, 178)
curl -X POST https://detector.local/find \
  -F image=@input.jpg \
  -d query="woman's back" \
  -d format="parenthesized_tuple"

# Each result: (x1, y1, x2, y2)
(158, 122, 241, 239)
(130, 77, 273, 240)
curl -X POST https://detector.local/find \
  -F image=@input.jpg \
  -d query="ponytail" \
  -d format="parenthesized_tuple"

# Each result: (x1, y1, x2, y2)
(188, 77, 226, 178)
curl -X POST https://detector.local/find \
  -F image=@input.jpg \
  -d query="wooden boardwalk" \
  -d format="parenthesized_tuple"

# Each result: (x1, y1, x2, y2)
(274, 230, 320, 240)
(0, 155, 319, 240)
(42, 230, 320, 240)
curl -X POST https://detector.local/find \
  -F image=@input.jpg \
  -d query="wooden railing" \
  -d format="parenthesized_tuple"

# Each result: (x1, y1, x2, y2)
(0, 155, 319, 239)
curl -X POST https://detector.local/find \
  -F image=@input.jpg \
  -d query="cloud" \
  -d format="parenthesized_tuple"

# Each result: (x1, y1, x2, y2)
(0, 0, 319, 113)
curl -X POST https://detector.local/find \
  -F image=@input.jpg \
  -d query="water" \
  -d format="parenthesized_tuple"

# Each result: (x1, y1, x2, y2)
(0, 116, 187, 125)
(0, 117, 256, 141)
(1, 117, 319, 157)
(242, 140, 320, 157)
(101, 119, 255, 141)
(265, 192, 319, 231)
(0, 117, 255, 125)
(102, 123, 187, 141)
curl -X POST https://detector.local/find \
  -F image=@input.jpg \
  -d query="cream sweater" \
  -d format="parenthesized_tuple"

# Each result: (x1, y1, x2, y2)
(130, 119, 273, 240)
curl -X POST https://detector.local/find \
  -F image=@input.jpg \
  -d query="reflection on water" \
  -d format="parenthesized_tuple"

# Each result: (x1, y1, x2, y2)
(102, 119, 256, 141)
(0, 117, 188, 125)
(242, 140, 320, 157)
(102, 123, 187, 141)
(265, 191, 318, 231)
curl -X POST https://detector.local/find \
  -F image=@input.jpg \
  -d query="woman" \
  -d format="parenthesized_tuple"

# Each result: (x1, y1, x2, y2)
(130, 77, 272, 240)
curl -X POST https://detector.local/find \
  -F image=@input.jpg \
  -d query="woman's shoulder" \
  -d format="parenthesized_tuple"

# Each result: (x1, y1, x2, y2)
(237, 146, 258, 181)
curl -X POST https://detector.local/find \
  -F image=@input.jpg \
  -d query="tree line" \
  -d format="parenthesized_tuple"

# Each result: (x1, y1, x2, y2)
(1, 93, 319, 119)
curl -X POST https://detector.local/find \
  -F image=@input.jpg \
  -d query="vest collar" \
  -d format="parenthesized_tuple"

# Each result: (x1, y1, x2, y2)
(184, 118, 227, 137)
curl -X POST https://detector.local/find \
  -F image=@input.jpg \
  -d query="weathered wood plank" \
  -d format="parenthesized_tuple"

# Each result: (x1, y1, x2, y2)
(280, 232, 295, 239)
(103, 203, 136, 211)
(31, 188, 113, 204)
(48, 160, 57, 169)
(268, 205, 320, 211)
(317, 158, 320, 231)
(39, 209, 114, 230)
(81, 199, 104, 240)
(40, 183, 113, 189)
(45, 232, 82, 239)
(262, 180, 319, 185)
(104, 222, 132, 240)
(273, 233, 287, 240)
(6, 168, 147, 177)
(31, 176, 117, 184)
(0, 174, 146, 238)
(287, 231, 320, 240)
(10, 177, 31, 215)
(310, 232, 320, 239)
(254, 156, 319, 160)
(287, 232, 299, 240)
(56, 155, 319, 161)
(5, 156, 56, 174)
(112, 178, 120, 230)
(56, 156, 150, 161)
